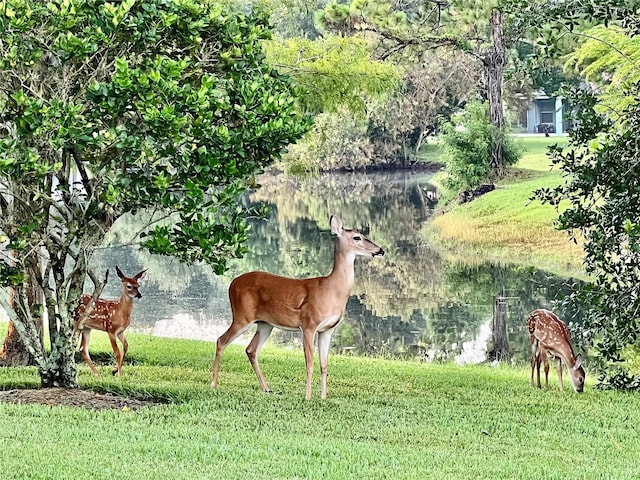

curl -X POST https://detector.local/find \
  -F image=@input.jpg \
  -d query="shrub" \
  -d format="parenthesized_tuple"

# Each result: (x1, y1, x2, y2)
(439, 100, 520, 191)
(283, 111, 375, 172)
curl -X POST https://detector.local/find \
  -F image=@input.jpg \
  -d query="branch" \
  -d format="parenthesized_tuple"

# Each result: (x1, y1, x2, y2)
(358, 23, 468, 61)
(70, 148, 94, 199)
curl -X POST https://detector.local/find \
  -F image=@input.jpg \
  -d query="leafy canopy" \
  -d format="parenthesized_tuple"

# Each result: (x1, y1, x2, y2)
(564, 25, 640, 113)
(0, 0, 309, 273)
(263, 35, 399, 116)
(0, 0, 309, 387)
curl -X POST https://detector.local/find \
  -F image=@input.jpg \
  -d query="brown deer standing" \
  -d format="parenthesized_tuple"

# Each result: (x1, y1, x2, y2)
(527, 309, 585, 392)
(75, 266, 147, 376)
(211, 215, 384, 400)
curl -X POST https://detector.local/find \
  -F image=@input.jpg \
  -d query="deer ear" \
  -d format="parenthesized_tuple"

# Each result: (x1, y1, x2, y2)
(330, 215, 343, 235)
(573, 354, 583, 370)
(115, 266, 125, 280)
(135, 269, 147, 281)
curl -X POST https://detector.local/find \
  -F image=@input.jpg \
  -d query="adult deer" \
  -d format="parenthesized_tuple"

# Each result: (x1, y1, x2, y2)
(75, 266, 147, 376)
(211, 215, 384, 400)
(527, 309, 585, 393)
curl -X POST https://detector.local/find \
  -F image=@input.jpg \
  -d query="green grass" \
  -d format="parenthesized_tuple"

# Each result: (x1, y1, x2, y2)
(1, 328, 639, 479)
(426, 136, 585, 275)
(515, 135, 567, 171)
(415, 137, 444, 163)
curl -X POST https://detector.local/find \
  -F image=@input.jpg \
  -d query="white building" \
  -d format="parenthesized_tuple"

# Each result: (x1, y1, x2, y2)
(514, 91, 569, 135)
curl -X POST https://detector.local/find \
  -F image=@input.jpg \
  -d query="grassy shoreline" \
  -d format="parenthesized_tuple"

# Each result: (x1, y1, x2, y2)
(1, 329, 639, 479)
(425, 136, 585, 277)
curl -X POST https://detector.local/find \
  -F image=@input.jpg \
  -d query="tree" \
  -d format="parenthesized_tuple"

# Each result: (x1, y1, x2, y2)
(285, 51, 477, 171)
(367, 53, 479, 165)
(257, 0, 325, 39)
(263, 35, 399, 116)
(0, 0, 308, 387)
(262, 35, 399, 172)
(513, 0, 640, 388)
(316, 0, 523, 180)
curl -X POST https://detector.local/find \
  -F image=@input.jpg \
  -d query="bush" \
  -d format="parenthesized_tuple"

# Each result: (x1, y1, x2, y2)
(282, 111, 375, 172)
(439, 100, 520, 191)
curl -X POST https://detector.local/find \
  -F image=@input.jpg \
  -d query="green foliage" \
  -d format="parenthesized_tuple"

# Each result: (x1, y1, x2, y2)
(439, 100, 521, 191)
(262, 35, 400, 172)
(0, 0, 309, 386)
(519, 0, 640, 388)
(441, 0, 497, 50)
(284, 110, 374, 172)
(0, 261, 27, 287)
(564, 24, 640, 112)
(282, 55, 475, 172)
(256, 0, 324, 39)
(1, 0, 308, 267)
(367, 55, 479, 164)
(318, 0, 446, 45)
(315, 0, 527, 177)
(511, 40, 581, 96)
(263, 35, 399, 116)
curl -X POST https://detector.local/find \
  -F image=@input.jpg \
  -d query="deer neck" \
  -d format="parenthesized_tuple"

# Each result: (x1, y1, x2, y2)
(564, 351, 578, 369)
(327, 242, 356, 292)
(550, 343, 577, 369)
(119, 292, 134, 314)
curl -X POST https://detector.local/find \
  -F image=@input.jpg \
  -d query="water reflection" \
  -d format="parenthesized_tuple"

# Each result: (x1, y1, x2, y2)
(91, 170, 587, 364)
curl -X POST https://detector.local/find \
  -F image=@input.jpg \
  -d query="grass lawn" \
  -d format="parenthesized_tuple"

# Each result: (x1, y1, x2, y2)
(1, 328, 638, 479)
(426, 136, 585, 276)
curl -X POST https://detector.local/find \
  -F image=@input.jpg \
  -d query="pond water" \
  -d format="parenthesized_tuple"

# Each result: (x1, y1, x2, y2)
(91, 170, 587, 365)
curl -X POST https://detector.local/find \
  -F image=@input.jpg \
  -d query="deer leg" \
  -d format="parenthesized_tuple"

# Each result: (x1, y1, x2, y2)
(108, 331, 122, 376)
(116, 331, 128, 375)
(543, 353, 550, 389)
(211, 320, 252, 388)
(302, 329, 316, 400)
(246, 322, 274, 393)
(531, 339, 540, 388)
(79, 329, 100, 376)
(317, 327, 336, 400)
(118, 331, 128, 357)
(556, 357, 564, 391)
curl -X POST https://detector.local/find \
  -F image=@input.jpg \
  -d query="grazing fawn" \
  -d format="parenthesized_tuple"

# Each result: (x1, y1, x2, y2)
(527, 309, 585, 392)
(211, 215, 384, 400)
(75, 266, 147, 376)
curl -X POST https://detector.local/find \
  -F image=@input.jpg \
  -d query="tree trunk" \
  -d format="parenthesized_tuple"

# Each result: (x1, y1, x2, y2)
(1, 321, 33, 366)
(0, 264, 44, 367)
(414, 125, 428, 154)
(485, 9, 507, 179)
(37, 261, 82, 388)
(40, 329, 79, 388)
